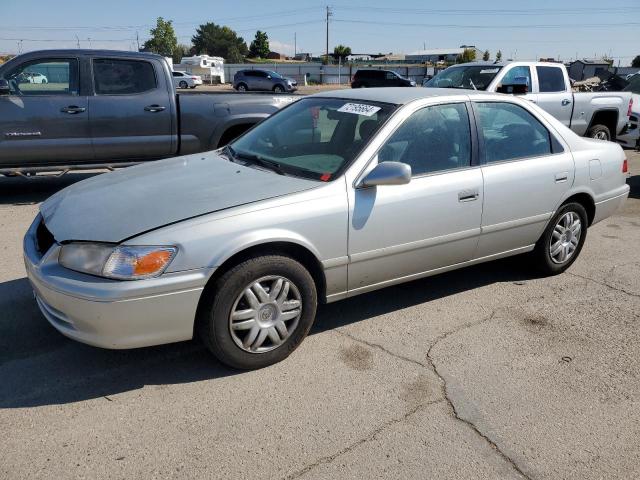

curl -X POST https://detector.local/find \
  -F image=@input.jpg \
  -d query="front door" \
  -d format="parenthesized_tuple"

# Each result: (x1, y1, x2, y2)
(347, 102, 483, 294)
(473, 100, 574, 258)
(89, 57, 173, 161)
(0, 57, 92, 168)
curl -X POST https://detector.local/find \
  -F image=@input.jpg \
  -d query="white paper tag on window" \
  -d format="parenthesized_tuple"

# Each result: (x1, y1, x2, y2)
(479, 68, 499, 74)
(337, 103, 381, 117)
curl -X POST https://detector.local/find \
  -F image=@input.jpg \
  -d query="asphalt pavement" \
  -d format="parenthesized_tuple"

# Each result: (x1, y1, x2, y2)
(1, 151, 638, 479)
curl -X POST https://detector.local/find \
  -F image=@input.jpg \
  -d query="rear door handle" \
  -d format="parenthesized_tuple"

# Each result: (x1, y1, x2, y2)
(555, 172, 569, 183)
(144, 105, 166, 112)
(60, 106, 86, 114)
(458, 189, 479, 202)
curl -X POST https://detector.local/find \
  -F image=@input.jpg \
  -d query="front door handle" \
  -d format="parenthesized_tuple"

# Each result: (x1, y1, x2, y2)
(561, 99, 572, 106)
(458, 189, 479, 202)
(144, 104, 166, 112)
(555, 172, 569, 183)
(60, 106, 86, 114)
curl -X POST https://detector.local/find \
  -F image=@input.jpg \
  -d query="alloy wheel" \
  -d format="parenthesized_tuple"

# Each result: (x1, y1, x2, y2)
(549, 211, 582, 264)
(229, 276, 302, 353)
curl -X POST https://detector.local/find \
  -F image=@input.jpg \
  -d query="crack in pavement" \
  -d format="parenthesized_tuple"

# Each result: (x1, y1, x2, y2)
(283, 398, 444, 480)
(567, 271, 640, 299)
(297, 315, 532, 480)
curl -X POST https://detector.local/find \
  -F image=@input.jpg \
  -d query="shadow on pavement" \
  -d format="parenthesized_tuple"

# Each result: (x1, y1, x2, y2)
(0, 172, 101, 205)
(627, 174, 640, 199)
(0, 256, 538, 408)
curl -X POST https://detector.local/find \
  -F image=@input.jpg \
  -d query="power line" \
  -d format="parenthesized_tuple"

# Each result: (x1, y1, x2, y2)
(333, 18, 640, 29)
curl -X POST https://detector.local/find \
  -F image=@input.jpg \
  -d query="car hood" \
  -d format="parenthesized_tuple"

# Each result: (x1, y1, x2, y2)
(40, 152, 319, 243)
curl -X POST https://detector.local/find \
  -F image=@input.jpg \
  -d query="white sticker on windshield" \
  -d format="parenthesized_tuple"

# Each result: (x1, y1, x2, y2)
(338, 103, 381, 117)
(479, 68, 499, 74)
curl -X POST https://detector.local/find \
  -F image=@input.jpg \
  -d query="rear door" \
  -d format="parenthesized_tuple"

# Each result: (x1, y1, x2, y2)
(474, 100, 574, 258)
(534, 65, 573, 127)
(89, 57, 175, 161)
(0, 57, 92, 167)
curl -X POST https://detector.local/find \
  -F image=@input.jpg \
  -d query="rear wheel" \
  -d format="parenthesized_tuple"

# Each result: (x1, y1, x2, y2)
(586, 124, 611, 141)
(532, 202, 588, 275)
(236, 83, 248, 92)
(198, 255, 317, 369)
(179, 80, 188, 89)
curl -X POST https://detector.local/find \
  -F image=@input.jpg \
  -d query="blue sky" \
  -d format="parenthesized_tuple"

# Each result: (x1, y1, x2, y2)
(1, 0, 638, 64)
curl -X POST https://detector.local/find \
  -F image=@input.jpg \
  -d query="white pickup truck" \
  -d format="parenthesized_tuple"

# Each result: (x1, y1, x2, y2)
(425, 61, 633, 142)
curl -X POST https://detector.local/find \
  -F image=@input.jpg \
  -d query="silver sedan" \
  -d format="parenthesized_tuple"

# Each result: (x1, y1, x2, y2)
(24, 88, 630, 369)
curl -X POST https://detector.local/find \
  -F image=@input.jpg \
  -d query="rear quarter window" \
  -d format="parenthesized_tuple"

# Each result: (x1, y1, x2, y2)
(536, 66, 566, 93)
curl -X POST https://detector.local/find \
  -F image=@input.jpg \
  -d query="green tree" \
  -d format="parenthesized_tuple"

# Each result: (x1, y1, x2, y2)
(172, 44, 192, 64)
(632, 55, 640, 68)
(457, 48, 477, 64)
(482, 50, 490, 61)
(248, 30, 270, 58)
(142, 17, 177, 57)
(333, 44, 352, 62)
(192, 22, 248, 61)
(496, 50, 502, 62)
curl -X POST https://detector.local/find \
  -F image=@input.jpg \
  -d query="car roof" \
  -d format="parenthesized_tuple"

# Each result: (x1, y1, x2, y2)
(312, 87, 484, 105)
(8, 49, 165, 59)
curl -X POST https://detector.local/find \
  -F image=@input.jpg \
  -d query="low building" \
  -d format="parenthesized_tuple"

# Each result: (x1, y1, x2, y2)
(175, 55, 225, 83)
(293, 53, 311, 61)
(568, 59, 611, 81)
(405, 46, 482, 64)
(266, 51, 286, 60)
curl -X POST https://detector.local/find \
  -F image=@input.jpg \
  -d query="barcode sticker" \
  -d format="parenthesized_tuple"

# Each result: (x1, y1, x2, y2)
(337, 103, 381, 117)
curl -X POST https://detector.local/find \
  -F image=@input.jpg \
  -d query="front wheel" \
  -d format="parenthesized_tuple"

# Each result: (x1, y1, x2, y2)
(273, 84, 285, 93)
(586, 124, 611, 141)
(532, 202, 588, 275)
(198, 255, 318, 369)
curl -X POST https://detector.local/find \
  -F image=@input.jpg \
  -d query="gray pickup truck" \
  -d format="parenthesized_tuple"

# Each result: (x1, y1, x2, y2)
(0, 50, 296, 175)
(425, 61, 633, 142)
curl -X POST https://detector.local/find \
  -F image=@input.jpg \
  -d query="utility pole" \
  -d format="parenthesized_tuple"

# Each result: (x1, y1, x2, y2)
(325, 6, 332, 63)
(136, 31, 140, 51)
(75, 35, 80, 49)
(294, 32, 296, 56)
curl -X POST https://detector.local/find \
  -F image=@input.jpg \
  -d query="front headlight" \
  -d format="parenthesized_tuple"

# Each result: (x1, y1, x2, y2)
(59, 243, 177, 280)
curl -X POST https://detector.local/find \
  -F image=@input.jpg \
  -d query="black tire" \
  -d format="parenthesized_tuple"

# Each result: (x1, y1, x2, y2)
(532, 202, 588, 275)
(179, 80, 188, 89)
(236, 83, 248, 92)
(273, 84, 285, 93)
(198, 255, 318, 369)
(586, 124, 611, 141)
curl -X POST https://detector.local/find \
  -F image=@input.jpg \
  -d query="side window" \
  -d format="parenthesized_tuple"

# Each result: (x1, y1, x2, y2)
(536, 66, 566, 93)
(385, 72, 396, 80)
(93, 59, 157, 95)
(379, 103, 472, 176)
(6, 59, 79, 96)
(476, 102, 553, 163)
(500, 66, 532, 90)
(172, 71, 181, 77)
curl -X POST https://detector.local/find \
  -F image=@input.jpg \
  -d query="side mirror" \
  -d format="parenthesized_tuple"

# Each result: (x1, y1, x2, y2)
(267, 75, 272, 79)
(496, 77, 529, 95)
(359, 161, 411, 187)
(0, 79, 10, 95)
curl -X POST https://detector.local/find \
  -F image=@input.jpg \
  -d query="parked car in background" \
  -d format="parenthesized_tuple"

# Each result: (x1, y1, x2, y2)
(24, 88, 629, 369)
(618, 73, 640, 149)
(0, 50, 296, 175)
(351, 69, 416, 88)
(172, 71, 202, 89)
(425, 61, 633, 141)
(233, 69, 297, 93)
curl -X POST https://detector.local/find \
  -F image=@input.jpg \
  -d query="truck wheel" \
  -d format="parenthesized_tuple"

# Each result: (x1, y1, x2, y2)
(197, 255, 317, 369)
(179, 80, 188, 89)
(586, 124, 611, 141)
(236, 83, 248, 92)
(273, 84, 285, 93)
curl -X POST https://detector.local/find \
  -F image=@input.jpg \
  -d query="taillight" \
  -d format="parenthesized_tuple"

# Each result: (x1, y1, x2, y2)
(623, 158, 628, 173)
(628, 98, 634, 117)
(191, 77, 198, 80)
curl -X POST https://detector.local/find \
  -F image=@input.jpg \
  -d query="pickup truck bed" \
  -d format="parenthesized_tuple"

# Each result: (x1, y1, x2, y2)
(0, 50, 296, 175)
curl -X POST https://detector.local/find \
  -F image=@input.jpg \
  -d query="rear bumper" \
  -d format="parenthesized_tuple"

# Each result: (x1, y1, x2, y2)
(592, 186, 630, 225)
(23, 216, 211, 349)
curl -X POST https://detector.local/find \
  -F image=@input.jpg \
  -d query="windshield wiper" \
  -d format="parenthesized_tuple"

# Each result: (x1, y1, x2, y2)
(232, 148, 287, 176)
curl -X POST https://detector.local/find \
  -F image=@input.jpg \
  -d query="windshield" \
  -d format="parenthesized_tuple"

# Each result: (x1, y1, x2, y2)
(425, 65, 502, 90)
(623, 75, 640, 94)
(229, 97, 396, 181)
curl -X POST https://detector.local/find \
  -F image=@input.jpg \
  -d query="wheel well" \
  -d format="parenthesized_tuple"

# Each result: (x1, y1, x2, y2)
(199, 241, 327, 306)
(216, 123, 255, 147)
(588, 110, 618, 139)
(563, 193, 595, 225)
